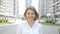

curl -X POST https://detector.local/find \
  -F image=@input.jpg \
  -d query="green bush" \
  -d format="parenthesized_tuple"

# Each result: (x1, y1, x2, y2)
(43, 20, 56, 24)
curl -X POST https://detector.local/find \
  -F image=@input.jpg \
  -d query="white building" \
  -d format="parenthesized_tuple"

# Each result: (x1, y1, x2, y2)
(49, 0, 60, 17)
(39, 0, 60, 23)
(38, 0, 50, 17)
(0, 0, 18, 17)
(39, 0, 60, 17)
(0, 0, 18, 23)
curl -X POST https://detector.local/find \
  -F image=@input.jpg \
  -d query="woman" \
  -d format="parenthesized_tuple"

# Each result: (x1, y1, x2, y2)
(16, 6, 43, 34)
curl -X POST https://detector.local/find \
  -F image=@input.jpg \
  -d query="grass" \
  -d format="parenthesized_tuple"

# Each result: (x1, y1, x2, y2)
(41, 22, 60, 26)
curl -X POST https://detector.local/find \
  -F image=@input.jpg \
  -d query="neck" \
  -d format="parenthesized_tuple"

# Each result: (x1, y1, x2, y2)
(27, 20, 34, 28)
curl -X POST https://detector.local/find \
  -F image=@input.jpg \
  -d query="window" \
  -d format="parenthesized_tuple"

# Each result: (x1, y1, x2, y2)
(0, 0, 17, 16)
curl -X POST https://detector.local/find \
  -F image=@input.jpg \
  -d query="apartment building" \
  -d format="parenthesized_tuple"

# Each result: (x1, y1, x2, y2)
(49, 0, 60, 18)
(39, 0, 60, 16)
(38, 0, 50, 18)
(0, 0, 18, 17)
(39, 0, 60, 23)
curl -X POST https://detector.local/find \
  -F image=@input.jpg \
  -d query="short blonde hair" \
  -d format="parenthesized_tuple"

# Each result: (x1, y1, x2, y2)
(24, 6, 39, 21)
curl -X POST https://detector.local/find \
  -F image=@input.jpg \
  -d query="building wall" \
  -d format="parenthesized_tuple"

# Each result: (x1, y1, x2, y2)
(38, 0, 50, 17)
(0, 0, 18, 17)
(49, 0, 60, 17)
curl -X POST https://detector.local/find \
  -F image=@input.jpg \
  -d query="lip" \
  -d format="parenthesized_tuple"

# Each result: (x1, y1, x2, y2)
(28, 17, 33, 18)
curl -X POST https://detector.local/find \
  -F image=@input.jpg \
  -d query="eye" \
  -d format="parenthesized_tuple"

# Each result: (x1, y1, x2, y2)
(27, 13, 30, 14)
(32, 13, 35, 15)
(32, 13, 35, 14)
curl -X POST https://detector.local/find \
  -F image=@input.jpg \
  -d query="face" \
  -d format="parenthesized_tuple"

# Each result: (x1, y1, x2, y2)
(25, 9, 35, 21)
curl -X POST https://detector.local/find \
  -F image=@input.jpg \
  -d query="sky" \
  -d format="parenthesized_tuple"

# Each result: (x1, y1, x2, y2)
(18, 0, 39, 16)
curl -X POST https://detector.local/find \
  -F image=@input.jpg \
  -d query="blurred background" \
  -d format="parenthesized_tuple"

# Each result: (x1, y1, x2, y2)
(0, 0, 60, 24)
(0, 0, 60, 34)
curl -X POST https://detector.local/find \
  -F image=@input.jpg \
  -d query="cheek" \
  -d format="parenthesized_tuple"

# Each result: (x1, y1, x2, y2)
(31, 15, 35, 19)
(32, 14, 35, 17)
(33, 15, 35, 18)
(34, 15, 36, 19)
(25, 14, 29, 18)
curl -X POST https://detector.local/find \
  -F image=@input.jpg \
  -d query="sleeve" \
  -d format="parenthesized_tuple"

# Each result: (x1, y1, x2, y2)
(39, 24, 43, 34)
(16, 24, 22, 34)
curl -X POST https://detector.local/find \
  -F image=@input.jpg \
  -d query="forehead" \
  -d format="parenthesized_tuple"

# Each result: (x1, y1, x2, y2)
(26, 9, 35, 13)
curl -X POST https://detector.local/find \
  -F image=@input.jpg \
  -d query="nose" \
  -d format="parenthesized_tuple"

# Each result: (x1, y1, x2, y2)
(29, 13, 32, 16)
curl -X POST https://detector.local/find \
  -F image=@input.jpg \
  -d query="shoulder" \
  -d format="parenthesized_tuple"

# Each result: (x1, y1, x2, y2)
(36, 22, 42, 26)
(35, 21, 42, 27)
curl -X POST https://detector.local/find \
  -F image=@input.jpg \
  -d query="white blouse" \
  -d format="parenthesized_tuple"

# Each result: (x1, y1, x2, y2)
(16, 21, 43, 34)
